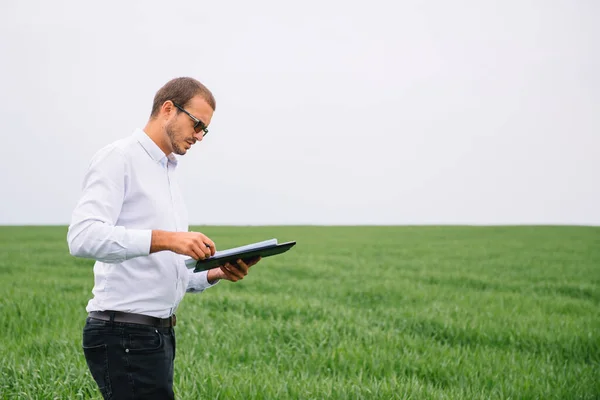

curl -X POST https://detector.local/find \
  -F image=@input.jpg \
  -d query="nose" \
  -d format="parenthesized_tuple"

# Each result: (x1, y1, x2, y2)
(193, 132, 204, 142)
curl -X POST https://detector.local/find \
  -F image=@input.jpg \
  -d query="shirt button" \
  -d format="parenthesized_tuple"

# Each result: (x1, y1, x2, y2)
(125, 349, 129, 353)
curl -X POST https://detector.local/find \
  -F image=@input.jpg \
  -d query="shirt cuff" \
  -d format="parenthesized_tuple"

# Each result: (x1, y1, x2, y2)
(187, 270, 219, 293)
(125, 229, 152, 259)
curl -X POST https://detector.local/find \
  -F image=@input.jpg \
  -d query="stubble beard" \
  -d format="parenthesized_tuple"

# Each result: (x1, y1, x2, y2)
(166, 123, 186, 155)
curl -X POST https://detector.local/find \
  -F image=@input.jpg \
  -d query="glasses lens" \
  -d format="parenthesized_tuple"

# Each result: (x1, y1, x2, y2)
(195, 122, 208, 136)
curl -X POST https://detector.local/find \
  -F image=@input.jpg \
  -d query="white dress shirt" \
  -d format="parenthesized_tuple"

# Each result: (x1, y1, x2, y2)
(68, 129, 216, 318)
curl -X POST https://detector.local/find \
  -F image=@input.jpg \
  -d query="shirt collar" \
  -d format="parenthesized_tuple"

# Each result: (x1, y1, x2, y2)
(134, 129, 178, 166)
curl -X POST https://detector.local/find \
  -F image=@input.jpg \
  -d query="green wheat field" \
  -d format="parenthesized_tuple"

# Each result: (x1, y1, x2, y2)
(0, 226, 598, 399)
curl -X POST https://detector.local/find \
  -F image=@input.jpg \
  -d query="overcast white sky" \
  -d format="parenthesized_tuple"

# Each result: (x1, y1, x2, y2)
(0, 1, 598, 225)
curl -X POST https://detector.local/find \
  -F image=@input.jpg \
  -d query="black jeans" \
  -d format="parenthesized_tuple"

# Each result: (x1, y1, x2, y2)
(82, 316, 176, 400)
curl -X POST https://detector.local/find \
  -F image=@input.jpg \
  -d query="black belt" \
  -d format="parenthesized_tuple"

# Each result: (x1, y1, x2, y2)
(89, 311, 176, 327)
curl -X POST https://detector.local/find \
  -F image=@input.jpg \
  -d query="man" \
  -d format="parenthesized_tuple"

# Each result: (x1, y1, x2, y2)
(67, 77, 259, 399)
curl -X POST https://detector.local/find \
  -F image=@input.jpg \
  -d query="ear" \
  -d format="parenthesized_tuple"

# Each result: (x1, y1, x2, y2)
(160, 101, 175, 119)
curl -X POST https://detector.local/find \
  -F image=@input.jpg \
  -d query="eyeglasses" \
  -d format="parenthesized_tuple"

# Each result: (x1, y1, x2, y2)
(172, 102, 209, 137)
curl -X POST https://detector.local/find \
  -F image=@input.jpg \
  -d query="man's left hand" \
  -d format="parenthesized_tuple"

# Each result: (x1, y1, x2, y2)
(207, 257, 261, 284)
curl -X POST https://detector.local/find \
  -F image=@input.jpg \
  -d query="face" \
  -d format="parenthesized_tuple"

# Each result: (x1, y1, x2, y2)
(164, 96, 214, 156)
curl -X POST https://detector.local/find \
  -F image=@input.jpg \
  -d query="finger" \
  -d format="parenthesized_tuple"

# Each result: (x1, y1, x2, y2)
(206, 240, 216, 256)
(225, 262, 245, 279)
(229, 262, 246, 279)
(213, 266, 230, 282)
(191, 243, 209, 260)
(234, 259, 249, 275)
(201, 241, 214, 257)
(220, 264, 239, 281)
(186, 244, 203, 260)
(200, 234, 216, 256)
(192, 237, 212, 259)
(201, 244, 212, 259)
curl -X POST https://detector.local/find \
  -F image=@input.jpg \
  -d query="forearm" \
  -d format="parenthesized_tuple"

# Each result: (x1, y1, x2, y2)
(150, 230, 176, 253)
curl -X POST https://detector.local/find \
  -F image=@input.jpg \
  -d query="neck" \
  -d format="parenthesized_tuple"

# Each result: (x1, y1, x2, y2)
(143, 119, 171, 156)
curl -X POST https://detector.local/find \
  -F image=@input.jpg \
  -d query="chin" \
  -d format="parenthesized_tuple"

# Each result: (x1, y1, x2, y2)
(172, 143, 188, 155)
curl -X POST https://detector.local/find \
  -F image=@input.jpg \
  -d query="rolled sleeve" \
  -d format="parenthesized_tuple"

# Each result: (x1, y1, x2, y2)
(186, 269, 219, 293)
(68, 145, 152, 264)
(125, 229, 152, 259)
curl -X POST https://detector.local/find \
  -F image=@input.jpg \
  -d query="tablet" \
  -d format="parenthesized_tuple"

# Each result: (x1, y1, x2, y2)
(193, 241, 296, 272)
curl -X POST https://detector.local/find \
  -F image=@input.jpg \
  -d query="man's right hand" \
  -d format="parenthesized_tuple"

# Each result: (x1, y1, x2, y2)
(150, 230, 216, 260)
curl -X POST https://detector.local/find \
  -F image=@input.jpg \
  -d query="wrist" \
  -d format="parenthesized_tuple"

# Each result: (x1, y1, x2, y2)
(207, 268, 221, 284)
(150, 230, 175, 253)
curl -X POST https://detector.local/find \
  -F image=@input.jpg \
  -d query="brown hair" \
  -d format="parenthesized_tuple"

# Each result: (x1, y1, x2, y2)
(150, 77, 216, 117)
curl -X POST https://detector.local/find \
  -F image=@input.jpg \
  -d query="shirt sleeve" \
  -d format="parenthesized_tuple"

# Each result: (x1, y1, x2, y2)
(186, 269, 219, 293)
(67, 146, 152, 263)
